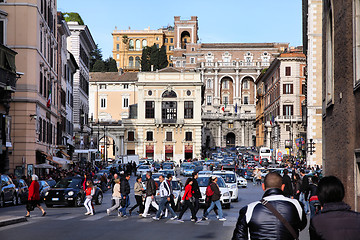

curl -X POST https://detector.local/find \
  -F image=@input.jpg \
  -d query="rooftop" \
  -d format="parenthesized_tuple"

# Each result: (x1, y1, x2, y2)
(89, 72, 138, 82)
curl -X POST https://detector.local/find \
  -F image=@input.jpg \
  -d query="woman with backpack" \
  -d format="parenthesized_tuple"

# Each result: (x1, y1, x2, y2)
(203, 177, 218, 217)
(177, 178, 198, 222)
(202, 176, 226, 221)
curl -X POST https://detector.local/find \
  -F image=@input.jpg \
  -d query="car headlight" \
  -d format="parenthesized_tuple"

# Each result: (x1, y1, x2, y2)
(45, 192, 49, 196)
(223, 192, 230, 197)
(68, 191, 74, 196)
(231, 185, 237, 189)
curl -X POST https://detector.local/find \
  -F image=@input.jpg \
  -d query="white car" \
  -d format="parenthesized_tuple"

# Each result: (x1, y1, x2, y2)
(154, 178, 184, 211)
(236, 174, 247, 188)
(136, 165, 151, 176)
(213, 171, 239, 202)
(197, 174, 231, 209)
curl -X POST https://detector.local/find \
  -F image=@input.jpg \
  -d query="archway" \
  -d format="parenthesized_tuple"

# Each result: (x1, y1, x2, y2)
(240, 76, 256, 105)
(220, 76, 234, 106)
(226, 132, 236, 147)
(181, 31, 190, 49)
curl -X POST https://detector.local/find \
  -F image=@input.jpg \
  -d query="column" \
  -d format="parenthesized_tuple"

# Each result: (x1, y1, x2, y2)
(241, 121, 245, 146)
(215, 70, 219, 100)
(120, 136, 124, 156)
(235, 70, 239, 100)
(218, 123, 222, 147)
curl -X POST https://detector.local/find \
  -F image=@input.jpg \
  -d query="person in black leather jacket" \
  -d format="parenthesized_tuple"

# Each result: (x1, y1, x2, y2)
(141, 171, 159, 217)
(232, 172, 307, 240)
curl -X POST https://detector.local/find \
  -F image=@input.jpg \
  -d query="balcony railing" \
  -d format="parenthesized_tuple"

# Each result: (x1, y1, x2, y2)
(200, 60, 267, 69)
(202, 112, 256, 120)
(275, 115, 302, 122)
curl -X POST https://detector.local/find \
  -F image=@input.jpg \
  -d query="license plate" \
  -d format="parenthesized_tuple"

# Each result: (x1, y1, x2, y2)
(52, 198, 59, 201)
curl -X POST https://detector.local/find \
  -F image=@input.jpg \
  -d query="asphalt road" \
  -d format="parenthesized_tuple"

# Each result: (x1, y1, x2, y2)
(0, 175, 311, 240)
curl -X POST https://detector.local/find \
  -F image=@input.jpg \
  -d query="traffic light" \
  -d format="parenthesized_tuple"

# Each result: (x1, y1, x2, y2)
(307, 139, 316, 155)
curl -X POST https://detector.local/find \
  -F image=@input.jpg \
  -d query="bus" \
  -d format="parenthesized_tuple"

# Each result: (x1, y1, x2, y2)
(259, 147, 272, 163)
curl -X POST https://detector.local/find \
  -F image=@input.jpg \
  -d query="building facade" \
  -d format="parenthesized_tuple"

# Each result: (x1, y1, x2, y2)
(66, 21, 96, 161)
(123, 68, 203, 163)
(322, 0, 360, 210)
(256, 52, 306, 160)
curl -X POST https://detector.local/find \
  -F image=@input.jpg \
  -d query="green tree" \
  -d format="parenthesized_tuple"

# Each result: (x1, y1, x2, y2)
(62, 12, 84, 25)
(150, 44, 160, 70)
(90, 44, 103, 72)
(105, 58, 118, 72)
(158, 45, 168, 69)
(140, 46, 151, 71)
(92, 60, 106, 72)
(140, 44, 168, 71)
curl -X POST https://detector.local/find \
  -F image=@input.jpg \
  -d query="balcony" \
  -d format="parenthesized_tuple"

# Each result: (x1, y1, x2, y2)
(275, 115, 302, 123)
(0, 44, 17, 91)
(200, 60, 266, 70)
(155, 118, 185, 126)
(202, 112, 256, 121)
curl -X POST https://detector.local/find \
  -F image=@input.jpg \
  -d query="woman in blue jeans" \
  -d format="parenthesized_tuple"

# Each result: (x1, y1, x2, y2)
(203, 176, 226, 221)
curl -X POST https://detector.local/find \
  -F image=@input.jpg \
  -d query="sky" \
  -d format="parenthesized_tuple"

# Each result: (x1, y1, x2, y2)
(58, 0, 303, 59)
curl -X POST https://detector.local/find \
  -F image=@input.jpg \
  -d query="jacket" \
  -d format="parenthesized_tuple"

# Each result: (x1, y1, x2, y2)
(232, 188, 307, 240)
(120, 178, 130, 196)
(134, 182, 143, 196)
(299, 175, 309, 195)
(210, 182, 221, 202)
(282, 175, 293, 197)
(28, 181, 40, 201)
(159, 181, 171, 198)
(85, 187, 95, 199)
(309, 202, 360, 240)
(145, 178, 156, 197)
(182, 184, 193, 200)
(191, 178, 201, 199)
(112, 183, 121, 198)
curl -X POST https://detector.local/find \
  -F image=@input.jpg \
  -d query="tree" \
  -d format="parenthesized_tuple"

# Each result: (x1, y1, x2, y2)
(140, 44, 168, 72)
(62, 12, 84, 25)
(158, 45, 168, 69)
(150, 44, 160, 70)
(90, 44, 103, 72)
(140, 47, 151, 71)
(92, 60, 106, 72)
(105, 58, 118, 72)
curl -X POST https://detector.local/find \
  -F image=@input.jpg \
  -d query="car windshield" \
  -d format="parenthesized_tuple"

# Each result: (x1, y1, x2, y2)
(185, 165, 195, 170)
(197, 176, 226, 188)
(216, 174, 236, 183)
(159, 170, 175, 176)
(54, 178, 82, 189)
(261, 149, 271, 153)
(163, 165, 172, 169)
(139, 166, 150, 170)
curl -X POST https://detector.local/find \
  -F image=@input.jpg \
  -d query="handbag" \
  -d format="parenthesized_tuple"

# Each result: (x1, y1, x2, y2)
(26, 201, 35, 211)
(189, 196, 195, 203)
(261, 199, 299, 240)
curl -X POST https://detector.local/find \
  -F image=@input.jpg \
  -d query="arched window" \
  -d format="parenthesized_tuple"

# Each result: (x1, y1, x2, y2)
(162, 90, 177, 98)
(207, 79, 212, 88)
(142, 39, 147, 48)
(135, 40, 140, 50)
(129, 56, 134, 67)
(243, 79, 249, 89)
(223, 80, 229, 89)
(135, 56, 140, 67)
(129, 40, 134, 50)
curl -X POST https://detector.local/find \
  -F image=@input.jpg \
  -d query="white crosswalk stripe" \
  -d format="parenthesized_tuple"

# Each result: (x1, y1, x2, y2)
(81, 213, 107, 221)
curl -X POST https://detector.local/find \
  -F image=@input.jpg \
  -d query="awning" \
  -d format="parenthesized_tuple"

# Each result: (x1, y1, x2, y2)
(52, 157, 70, 165)
(41, 151, 53, 161)
(165, 145, 173, 154)
(59, 150, 70, 159)
(34, 163, 56, 169)
(146, 145, 154, 153)
(185, 145, 193, 153)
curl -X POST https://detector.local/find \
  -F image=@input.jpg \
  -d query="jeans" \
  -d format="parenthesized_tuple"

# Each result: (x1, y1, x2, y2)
(299, 193, 309, 213)
(118, 195, 130, 216)
(156, 197, 177, 218)
(194, 198, 200, 215)
(129, 195, 144, 214)
(142, 196, 159, 216)
(108, 197, 121, 212)
(178, 200, 197, 221)
(203, 198, 218, 216)
(204, 200, 223, 219)
(309, 200, 321, 218)
(84, 197, 93, 214)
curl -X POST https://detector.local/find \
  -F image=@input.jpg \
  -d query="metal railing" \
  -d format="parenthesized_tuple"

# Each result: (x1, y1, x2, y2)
(202, 112, 256, 120)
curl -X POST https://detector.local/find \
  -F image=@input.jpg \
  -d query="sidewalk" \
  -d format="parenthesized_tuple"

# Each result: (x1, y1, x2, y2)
(0, 215, 27, 227)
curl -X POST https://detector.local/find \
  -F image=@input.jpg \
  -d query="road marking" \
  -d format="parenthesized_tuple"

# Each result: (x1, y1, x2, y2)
(81, 213, 106, 221)
(109, 217, 128, 222)
(137, 218, 153, 223)
(195, 220, 210, 225)
(54, 214, 82, 220)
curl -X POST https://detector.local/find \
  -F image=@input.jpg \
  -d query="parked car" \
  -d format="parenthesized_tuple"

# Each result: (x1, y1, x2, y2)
(136, 165, 151, 176)
(154, 178, 184, 211)
(197, 174, 231, 209)
(0, 174, 17, 207)
(236, 174, 248, 188)
(43, 177, 103, 207)
(183, 164, 196, 177)
(12, 179, 28, 205)
(38, 180, 51, 200)
(213, 170, 239, 201)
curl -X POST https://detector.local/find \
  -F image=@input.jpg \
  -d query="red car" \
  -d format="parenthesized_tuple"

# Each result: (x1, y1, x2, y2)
(254, 155, 259, 161)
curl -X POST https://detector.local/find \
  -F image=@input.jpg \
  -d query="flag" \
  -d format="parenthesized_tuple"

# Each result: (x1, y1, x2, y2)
(47, 81, 52, 108)
(270, 113, 273, 125)
(235, 103, 238, 113)
(221, 106, 225, 112)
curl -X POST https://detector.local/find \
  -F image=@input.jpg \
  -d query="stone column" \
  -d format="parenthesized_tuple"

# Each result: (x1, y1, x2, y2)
(218, 122, 222, 147)
(120, 136, 124, 156)
(214, 69, 219, 105)
(241, 121, 245, 146)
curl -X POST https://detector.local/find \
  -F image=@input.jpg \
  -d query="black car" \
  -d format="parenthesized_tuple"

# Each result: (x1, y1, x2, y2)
(12, 179, 28, 205)
(43, 177, 103, 207)
(0, 174, 17, 207)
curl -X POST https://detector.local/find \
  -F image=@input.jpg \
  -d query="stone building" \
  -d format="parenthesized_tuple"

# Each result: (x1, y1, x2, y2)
(322, 0, 360, 210)
(256, 52, 306, 160)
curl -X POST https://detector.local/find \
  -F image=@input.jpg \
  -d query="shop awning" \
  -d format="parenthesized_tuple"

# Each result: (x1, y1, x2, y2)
(34, 163, 56, 169)
(59, 150, 70, 159)
(41, 151, 53, 161)
(185, 145, 193, 153)
(52, 157, 71, 165)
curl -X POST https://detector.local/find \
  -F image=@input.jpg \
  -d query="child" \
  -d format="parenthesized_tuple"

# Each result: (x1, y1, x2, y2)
(84, 180, 95, 215)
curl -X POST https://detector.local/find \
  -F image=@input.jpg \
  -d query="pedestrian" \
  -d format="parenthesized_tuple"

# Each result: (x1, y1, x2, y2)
(191, 171, 201, 215)
(153, 175, 178, 221)
(177, 178, 197, 222)
(309, 176, 360, 240)
(166, 174, 176, 211)
(106, 179, 121, 215)
(202, 176, 226, 221)
(282, 169, 293, 198)
(203, 176, 218, 218)
(118, 173, 131, 217)
(232, 172, 307, 240)
(299, 169, 310, 214)
(141, 171, 159, 217)
(84, 180, 95, 215)
(308, 176, 320, 218)
(25, 175, 46, 217)
(292, 173, 301, 199)
(129, 176, 145, 215)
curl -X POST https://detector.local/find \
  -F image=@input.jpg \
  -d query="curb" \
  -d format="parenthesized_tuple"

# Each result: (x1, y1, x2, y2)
(0, 217, 27, 227)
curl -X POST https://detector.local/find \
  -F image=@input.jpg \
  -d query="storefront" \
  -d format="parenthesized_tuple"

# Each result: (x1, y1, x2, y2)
(146, 145, 154, 159)
(165, 145, 173, 160)
(184, 145, 193, 160)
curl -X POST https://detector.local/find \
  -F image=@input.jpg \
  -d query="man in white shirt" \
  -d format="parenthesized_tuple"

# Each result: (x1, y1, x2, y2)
(153, 175, 178, 220)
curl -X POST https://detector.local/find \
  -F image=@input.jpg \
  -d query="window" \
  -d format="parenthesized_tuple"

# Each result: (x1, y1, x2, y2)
(176, 61, 180, 67)
(145, 101, 155, 119)
(99, 84, 106, 89)
(156, 37, 159, 41)
(207, 79, 212, 88)
(116, 54, 119, 59)
(207, 96, 212, 105)
(100, 97, 106, 108)
(164, 38, 168, 43)
(142, 39, 147, 48)
(123, 84, 129, 89)
(243, 79, 249, 89)
(129, 57, 134, 67)
(135, 40, 140, 50)
(129, 40, 134, 49)
(184, 101, 193, 119)
(223, 80, 229, 89)
(190, 57, 195, 64)
(243, 96, 249, 105)
(38, 117, 42, 142)
(302, 84, 306, 95)
(228, 123, 233, 129)
(285, 66, 291, 76)
(185, 132, 192, 141)
(162, 101, 177, 123)
(283, 84, 294, 94)
(135, 56, 140, 67)
(123, 98, 129, 108)
(191, 47, 195, 51)
(116, 44, 119, 51)
(146, 131, 153, 141)
(223, 96, 229, 105)
(116, 36, 119, 41)
(128, 131, 135, 141)
(166, 132, 172, 141)
(39, 72, 43, 95)
(170, 38, 173, 43)
(283, 105, 294, 116)
(325, 1, 334, 103)
(354, 0, 360, 86)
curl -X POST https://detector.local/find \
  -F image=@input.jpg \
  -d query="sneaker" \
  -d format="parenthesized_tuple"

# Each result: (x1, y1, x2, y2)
(170, 216, 178, 220)
(196, 219, 202, 223)
(118, 212, 123, 217)
(140, 214, 146, 218)
(122, 215, 128, 218)
(89, 213, 94, 216)
(85, 212, 91, 215)
(216, 215, 219, 219)
(219, 218, 226, 221)
(152, 217, 160, 221)
(106, 209, 110, 216)
(191, 218, 196, 222)
(202, 216, 208, 221)
(177, 219, 184, 223)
